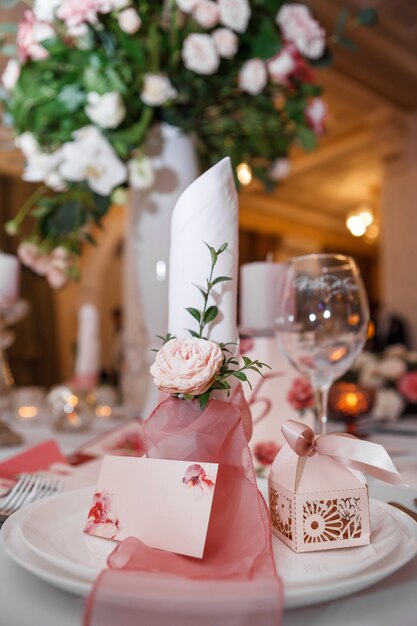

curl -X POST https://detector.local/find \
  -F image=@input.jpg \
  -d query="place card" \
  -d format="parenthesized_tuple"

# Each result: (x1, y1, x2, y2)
(84, 455, 219, 558)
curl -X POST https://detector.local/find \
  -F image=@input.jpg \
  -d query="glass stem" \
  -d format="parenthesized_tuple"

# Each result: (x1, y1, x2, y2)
(316, 386, 330, 435)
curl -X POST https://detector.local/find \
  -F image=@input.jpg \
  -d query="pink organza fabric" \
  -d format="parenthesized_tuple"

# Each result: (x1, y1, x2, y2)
(85, 392, 282, 626)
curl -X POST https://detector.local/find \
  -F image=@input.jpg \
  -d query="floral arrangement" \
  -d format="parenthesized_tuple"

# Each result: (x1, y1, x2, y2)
(342, 345, 417, 420)
(150, 242, 268, 409)
(0, 1, 376, 286)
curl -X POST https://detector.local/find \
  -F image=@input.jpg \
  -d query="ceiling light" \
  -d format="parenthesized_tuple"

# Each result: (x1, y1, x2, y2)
(346, 215, 366, 237)
(237, 162, 252, 186)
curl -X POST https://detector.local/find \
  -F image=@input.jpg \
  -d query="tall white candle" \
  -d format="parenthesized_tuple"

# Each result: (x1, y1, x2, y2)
(74, 303, 100, 381)
(240, 262, 285, 333)
(0, 252, 20, 304)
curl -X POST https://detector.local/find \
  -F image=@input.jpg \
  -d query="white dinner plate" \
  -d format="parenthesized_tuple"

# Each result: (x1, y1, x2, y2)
(2, 487, 417, 608)
(19, 487, 403, 588)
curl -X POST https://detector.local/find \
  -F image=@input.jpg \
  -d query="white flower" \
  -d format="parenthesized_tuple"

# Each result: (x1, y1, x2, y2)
(353, 351, 378, 372)
(239, 59, 267, 95)
(182, 33, 219, 74)
(33, 0, 60, 22)
(276, 3, 325, 60)
(118, 7, 141, 33)
(110, 0, 131, 8)
(59, 126, 127, 196)
(377, 357, 407, 381)
(194, 1, 220, 29)
(15, 132, 39, 159)
(140, 73, 177, 106)
(85, 92, 126, 129)
(2, 59, 20, 91)
(269, 158, 291, 181)
(212, 27, 238, 58)
(176, 0, 199, 13)
(128, 156, 155, 190)
(358, 362, 383, 389)
(111, 187, 128, 205)
(267, 46, 296, 83)
(218, 0, 251, 34)
(371, 389, 405, 422)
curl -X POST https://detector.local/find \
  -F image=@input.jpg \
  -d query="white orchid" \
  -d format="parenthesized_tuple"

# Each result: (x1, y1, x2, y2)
(85, 92, 126, 129)
(58, 126, 127, 196)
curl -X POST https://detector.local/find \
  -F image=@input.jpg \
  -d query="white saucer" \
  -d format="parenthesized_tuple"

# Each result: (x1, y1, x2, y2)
(2, 487, 417, 608)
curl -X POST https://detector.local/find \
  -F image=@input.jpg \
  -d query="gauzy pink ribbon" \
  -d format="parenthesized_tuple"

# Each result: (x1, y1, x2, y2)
(282, 420, 407, 486)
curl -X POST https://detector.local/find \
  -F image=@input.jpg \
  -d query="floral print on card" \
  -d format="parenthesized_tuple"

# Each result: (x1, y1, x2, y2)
(182, 464, 216, 494)
(84, 491, 120, 539)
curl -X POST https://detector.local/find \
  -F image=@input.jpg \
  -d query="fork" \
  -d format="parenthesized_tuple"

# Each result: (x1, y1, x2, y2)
(0, 474, 63, 527)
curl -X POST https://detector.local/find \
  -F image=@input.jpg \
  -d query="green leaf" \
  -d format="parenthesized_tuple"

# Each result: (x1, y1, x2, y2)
(185, 307, 201, 322)
(192, 283, 208, 299)
(217, 242, 228, 254)
(242, 356, 252, 366)
(338, 36, 358, 53)
(233, 371, 248, 382)
(204, 306, 218, 324)
(296, 126, 318, 152)
(186, 329, 201, 338)
(204, 242, 217, 266)
(211, 276, 232, 286)
(250, 16, 282, 60)
(336, 8, 350, 37)
(92, 193, 111, 219)
(357, 8, 378, 27)
(199, 392, 211, 410)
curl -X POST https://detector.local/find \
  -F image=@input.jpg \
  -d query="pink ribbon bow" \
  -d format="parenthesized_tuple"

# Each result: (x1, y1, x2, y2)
(281, 420, 407, 486)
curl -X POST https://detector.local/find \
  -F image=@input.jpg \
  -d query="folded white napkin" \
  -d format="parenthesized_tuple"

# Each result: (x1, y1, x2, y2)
(168, 158, 238, 346)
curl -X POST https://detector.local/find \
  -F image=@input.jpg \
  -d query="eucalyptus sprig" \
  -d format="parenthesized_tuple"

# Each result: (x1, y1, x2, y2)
(185, 242, 232, 339)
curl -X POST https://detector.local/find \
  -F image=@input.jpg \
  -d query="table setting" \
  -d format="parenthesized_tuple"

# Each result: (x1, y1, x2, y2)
(0, 157, 415, 626)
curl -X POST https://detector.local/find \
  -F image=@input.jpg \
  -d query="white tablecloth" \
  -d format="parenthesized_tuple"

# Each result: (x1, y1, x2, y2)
(0, 418, 416, 626)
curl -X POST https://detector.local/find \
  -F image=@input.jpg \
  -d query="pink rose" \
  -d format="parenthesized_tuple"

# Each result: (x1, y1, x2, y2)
(118, 8, 141, 34)
(17, 242, 40, 268)
(306, 97, 327, 134)
(32, 253, 51, 276)
(239, 58, 267, 95)
(267, 46, 296, 84)
(150, 337, 224, 396)
(17, 10, 54, 63)
(194, 1, 220, 29)
(253, 441, 280, 466)
(56, 0, 110, 31)
(46, 266, 69, 289)
(218, 0, 251, 34)
(268, 158, 290, 181)
(287, 377, 315, 411)
(276, 3, 325, 60)
(212, 27, 238, 59)
(182, 33, 219, 75)
(398, 372, 417, 403)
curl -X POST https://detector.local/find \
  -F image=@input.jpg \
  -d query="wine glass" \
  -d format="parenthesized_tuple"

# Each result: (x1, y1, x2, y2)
(276, 254, 369, 434)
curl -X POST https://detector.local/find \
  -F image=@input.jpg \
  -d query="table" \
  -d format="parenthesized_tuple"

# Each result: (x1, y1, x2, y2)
(0, 418, 416, 626)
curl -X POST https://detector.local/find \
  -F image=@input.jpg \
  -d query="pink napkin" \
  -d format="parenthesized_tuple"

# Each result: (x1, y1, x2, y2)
(85, 392, 282, 626)
(0, 440, 67, 479)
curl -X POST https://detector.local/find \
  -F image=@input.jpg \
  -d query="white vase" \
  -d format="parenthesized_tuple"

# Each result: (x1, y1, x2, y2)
(122, 123, 200, 418)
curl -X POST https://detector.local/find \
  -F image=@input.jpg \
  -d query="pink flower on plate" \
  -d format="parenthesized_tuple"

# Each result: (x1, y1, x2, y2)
(287, 376, 315, 412)
(253, 441, 280, 466)
(305, 97, 328, 135)
(183, 464, 215, 493)
(276, 3, 325, 60)
(84, 491, 119, 539)
(150, 337, 223, 396)
(398, 371, 417, 403)
(17, 10, 54, 63)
